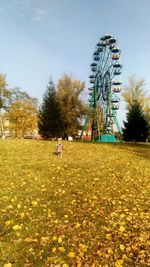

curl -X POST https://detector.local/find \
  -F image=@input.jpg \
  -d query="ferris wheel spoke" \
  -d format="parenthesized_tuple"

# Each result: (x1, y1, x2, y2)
(99, 46, 107, 71)
(100, 50, 112, 76)
(101, 61, 113, 79)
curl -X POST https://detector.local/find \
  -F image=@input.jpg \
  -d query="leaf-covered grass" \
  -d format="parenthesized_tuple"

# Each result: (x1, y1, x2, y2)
(0, 140, 149, 267)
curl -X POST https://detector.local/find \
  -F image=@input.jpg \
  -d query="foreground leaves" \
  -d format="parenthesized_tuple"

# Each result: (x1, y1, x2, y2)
(0, 140, 149, 266)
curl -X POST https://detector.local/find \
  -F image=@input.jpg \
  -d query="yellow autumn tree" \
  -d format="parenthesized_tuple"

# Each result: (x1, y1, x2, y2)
(8, 98, 38, 138)
(0, 73, 11, 137)
(0, 73, 10, 109)
(122, 75, 150, 121)
(57, 74, 86, 138)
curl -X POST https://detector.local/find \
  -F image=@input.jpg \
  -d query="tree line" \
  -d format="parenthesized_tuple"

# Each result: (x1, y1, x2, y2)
(38, 74, 86, 139)
(0, 73, 86, 139)
(0, 72, 149, 141)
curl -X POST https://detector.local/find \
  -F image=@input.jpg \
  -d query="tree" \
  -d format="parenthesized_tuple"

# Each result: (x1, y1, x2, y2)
(0, 74, 11, 137)
(122, 75, 150, 122)
(122, 101, 149, 142)
(9, 87, 38, 106)
(8, 100, 38, 138)
(38, 78, 63, 138)
(57, 74, 86, 138)
(0, 74, 10, 110)
(7, 88, 38, 138)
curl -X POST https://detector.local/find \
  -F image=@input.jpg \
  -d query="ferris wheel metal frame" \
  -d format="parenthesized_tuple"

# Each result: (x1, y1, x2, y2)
(81, 34, 122, 142)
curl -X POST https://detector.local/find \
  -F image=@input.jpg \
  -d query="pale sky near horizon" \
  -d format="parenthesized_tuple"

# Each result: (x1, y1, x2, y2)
(0, 0, 150, 125)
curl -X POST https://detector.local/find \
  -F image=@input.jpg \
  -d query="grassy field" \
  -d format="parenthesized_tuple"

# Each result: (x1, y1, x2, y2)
(0, 140, 149, 267)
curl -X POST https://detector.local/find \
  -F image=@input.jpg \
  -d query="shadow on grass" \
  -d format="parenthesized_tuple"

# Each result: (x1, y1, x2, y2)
(105, 142, 150, 160)
(76, 140, 150, 160)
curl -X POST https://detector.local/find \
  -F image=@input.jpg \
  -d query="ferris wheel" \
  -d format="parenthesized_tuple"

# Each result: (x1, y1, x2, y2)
(81, 34, 122, 142)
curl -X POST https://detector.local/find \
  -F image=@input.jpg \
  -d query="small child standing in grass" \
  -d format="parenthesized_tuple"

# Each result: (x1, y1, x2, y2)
(55, 140, 64, 157)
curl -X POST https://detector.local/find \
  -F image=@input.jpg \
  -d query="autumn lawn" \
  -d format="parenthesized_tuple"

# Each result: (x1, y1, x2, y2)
(0, 140, 150, 267)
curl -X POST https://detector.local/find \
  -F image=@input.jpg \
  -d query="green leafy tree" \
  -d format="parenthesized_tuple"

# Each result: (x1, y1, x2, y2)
(57, 74, 86, 138)
(38, 78, 63, 138)
(123, 101, 149, 142)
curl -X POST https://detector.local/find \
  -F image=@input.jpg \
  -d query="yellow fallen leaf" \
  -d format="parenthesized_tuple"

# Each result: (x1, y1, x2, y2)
(75, 222, 81, 228)
(97, 250, 102, 256)
(132, 245, 138, 251)
(12, 225, 22, 231)
(120, 221, 126, 226)
(119, 226, 125, 232)
(115, 259, 123, 267)
(107, 248, 113, 254)
(5, 220, 14, 226)
(68, 251, 75, 258)
(58, 236, 63, 243)
(106, 233, 112, 240)
(120, 244, 125, 251)
(126, 246, 131, 252)
(52, 247, 57, 253)
(31, 201, 38, 207)
(58, 246, 65, 252)
(79, 243, 87, 251)
(3, 264, 12, 267)
(41, 236, 49, 243)
(25, 237, 38, 243)
(140, 250, 145, 254)
(122, 254, 128, 260)
(79, 251, 84, 258)
(29, 248, 34, 252)
(120, 214, 125, 218)
(52, 236, 57, 241)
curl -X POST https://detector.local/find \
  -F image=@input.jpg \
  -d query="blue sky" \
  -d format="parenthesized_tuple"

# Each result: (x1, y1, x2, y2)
(0, 0, 150, 124)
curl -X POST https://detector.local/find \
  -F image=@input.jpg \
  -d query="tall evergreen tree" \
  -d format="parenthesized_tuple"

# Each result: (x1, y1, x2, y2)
(123, 101, 149, 142)
(38, 78, 63, 138)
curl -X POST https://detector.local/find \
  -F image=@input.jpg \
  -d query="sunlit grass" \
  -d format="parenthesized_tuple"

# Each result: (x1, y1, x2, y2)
(0, 140, 149, 266)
